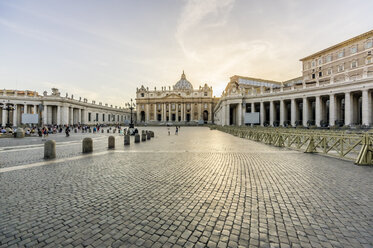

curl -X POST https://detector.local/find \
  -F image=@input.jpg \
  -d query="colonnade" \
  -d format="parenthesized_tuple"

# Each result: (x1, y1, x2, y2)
(0, 102, 129, 127)
(222, 89, 372, 127)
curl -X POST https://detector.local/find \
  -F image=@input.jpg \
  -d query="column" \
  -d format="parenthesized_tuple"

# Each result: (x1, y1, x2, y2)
(344, 92, 352, 126)
(329, 94, 336, 127)
(198, 103, 202, 121)
(315, 96, 321, 127)
(362, 90, 371, 126)
(43, 104, 48, 125)
(33, 104, 37, 114)
(69, 107, 73, 125)
(280, 100, 285, 127)
(251, 103, 255, 113)
(221, 103, 226, 125)
(302, 97, 309, 127)
(238, 102, 242, 126)
(208, 103, 212, 122)
(191, 103, 194, 121)
(226, 103, 230, 125)
(57, 105, 61, 125)
(183, 103, 187, 122)
(175, 104, 178, 122)
(291, 99, 296, 127)
(78, 108, 82, 124)
(180, 103, 184, 122)
(169, 103, 172, 121)
(2, 107, 7, 127)
(13, 104, 17, 127)
(260, 102, 264, 126)
(145, 104, 149, 123)
(154, 103, 157, 121)
(269, 101, 274, 126)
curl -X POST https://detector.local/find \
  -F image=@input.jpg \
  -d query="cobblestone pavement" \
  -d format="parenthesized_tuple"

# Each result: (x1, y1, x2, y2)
(0, 127, 372, 247)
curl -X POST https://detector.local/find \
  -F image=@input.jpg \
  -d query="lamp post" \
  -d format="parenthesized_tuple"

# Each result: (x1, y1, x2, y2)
(3, 102, 15, 128)
(125, 98, 136, 128)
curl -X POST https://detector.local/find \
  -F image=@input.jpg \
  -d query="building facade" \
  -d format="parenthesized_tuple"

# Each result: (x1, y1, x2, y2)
(136, 72, 217, 124)
(215, 30, 373, 127)
(0, 88, 132, 127)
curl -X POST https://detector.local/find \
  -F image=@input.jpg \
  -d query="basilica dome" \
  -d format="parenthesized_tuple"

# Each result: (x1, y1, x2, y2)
(174, 71, 193, 90)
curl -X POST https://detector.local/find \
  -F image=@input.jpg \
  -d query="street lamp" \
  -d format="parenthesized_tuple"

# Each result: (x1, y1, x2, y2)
(2, 101, 15, 128)
(125, 98, 136, 128)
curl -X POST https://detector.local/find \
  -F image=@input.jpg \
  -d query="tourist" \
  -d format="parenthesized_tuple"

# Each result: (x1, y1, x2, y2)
(175, 126, 178, 135)
(65, 126, 70, 137)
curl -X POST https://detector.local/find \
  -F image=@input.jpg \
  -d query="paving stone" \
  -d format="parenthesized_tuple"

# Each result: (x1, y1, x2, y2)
(0, 127, 372, 247)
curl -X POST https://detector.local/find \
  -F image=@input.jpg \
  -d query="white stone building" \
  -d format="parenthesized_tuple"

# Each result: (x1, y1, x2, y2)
(136, 72, 217, 124)
(214, 30, 373, 127)
(0, 88, 132, 127)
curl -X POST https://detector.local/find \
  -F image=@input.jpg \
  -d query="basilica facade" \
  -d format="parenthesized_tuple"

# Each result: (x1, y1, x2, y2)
(135, 72, 216, 124)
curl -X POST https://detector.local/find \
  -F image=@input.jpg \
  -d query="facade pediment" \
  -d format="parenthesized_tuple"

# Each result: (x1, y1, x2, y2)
(162, 93, 183, 99)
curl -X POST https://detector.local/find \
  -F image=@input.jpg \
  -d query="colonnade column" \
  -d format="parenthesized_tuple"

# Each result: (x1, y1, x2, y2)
(13, 105, 17, 127)
(238, 102, 242, 126)
(226, 103, 230, 126)
(251, 103, 255, 113)
(362, 89, 371, 126)
(33, 104, 37, 114)
(302, 98, 309, 127)
(221, 103, 226, 125)
(78, 108, 82, 124)
(260, 102, 264, 126)
(315, 96, 321, 127)
(56, 106, 61, 126)
(291, 99, 296, 127)
(154, 104, 157, 121)
(280, 100, 284, 127)
(69, 107, 73, 125)
(269, 101, 274, 126)
(43, 105, 48, 125)
(329, 94, 336, 127)
(344, 92, 352, 126)
(1, 107, 6, 127)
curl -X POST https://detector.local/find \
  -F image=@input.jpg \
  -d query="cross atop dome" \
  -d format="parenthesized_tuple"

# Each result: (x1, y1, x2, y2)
(181, 70, 186, 80)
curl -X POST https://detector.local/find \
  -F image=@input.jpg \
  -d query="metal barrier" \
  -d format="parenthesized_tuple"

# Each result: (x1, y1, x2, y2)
(212, 126, 373, 165)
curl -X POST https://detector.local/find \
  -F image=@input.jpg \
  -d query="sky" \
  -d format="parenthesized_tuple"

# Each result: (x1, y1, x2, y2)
(0, 0, 372, 107)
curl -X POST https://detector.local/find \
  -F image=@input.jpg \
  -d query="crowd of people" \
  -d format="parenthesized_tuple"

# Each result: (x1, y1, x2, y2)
(0, 124, 124, 138)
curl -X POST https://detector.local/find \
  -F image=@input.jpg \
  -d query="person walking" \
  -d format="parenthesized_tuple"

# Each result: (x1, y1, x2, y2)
(175, 126, 178, 135)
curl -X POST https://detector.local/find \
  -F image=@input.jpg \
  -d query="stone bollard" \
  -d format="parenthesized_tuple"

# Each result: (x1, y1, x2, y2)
(146, 131, 151, 140)
(150, 131, 154, 138)
(44, 140, 56, 159)
(108, 136, 115, 149)
(15, 128, 25, 138)
(134, 133, 140, 143)
(82, 137, 93, 153)
(124, 134, 130, 145)
(141, 131, 147, 142)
